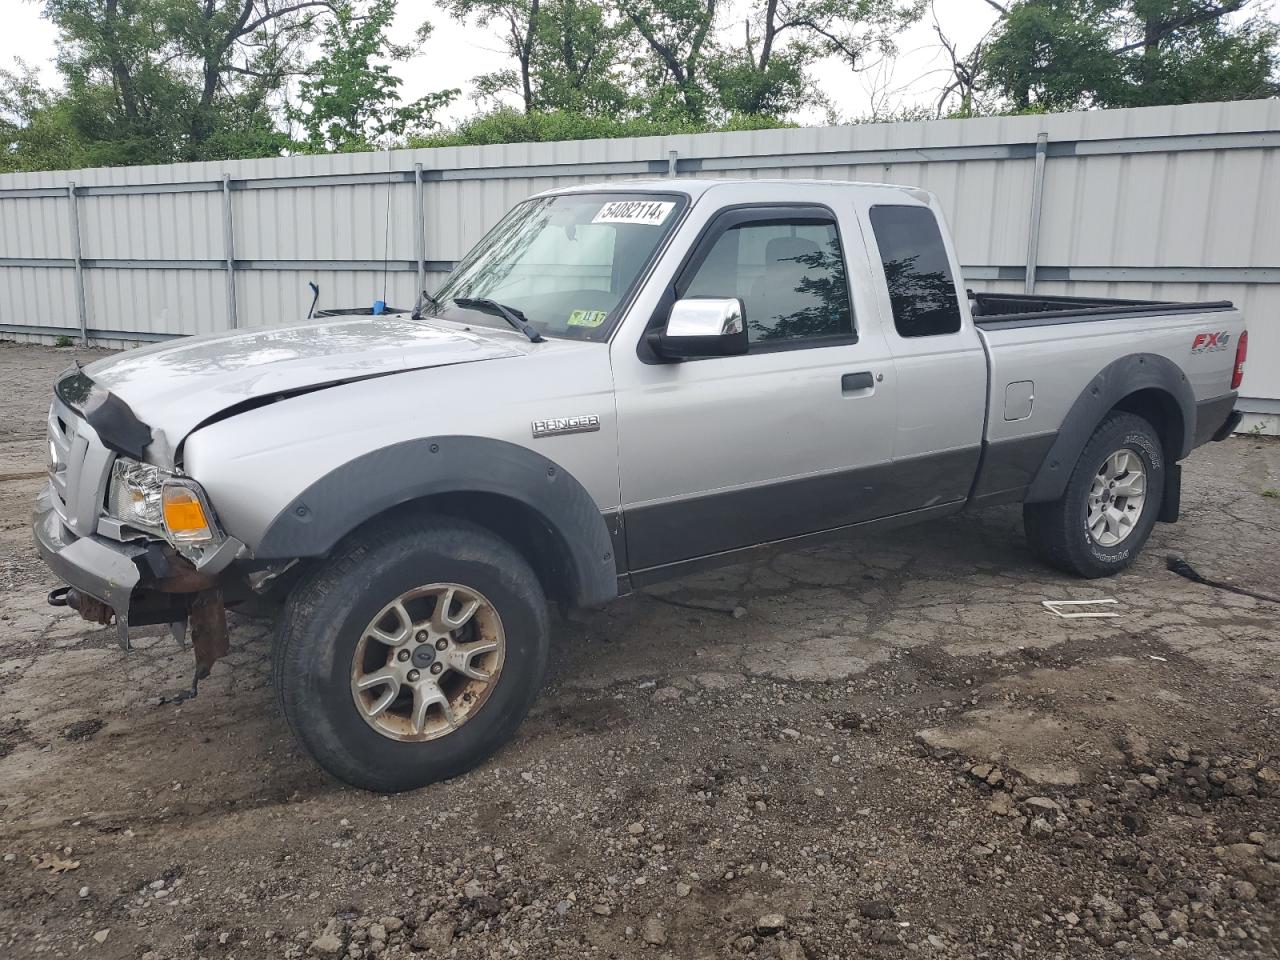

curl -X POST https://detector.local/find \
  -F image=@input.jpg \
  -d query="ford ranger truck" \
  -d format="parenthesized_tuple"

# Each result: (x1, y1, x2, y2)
(34, 179, 1247, 792)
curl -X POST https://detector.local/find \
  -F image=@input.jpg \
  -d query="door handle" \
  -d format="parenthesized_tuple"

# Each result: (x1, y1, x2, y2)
(841, 371, 875, 392)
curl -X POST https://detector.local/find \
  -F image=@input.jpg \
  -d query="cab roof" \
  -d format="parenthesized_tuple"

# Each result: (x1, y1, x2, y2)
(536, 177, 930, 204)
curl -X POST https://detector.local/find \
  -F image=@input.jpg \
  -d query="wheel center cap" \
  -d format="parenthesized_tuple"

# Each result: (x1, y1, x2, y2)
(411, 646, 437, 668)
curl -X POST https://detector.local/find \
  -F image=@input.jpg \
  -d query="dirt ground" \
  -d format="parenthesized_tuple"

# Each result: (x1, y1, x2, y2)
(0, 339, 1277, 960)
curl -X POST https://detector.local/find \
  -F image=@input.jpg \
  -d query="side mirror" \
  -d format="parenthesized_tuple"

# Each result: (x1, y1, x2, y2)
(649, 298, 749, 360)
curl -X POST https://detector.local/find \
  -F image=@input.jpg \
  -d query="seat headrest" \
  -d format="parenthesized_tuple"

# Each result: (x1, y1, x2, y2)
(764, 236, 820, 265)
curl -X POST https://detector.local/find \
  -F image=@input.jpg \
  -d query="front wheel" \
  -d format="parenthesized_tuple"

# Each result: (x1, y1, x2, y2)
(273, 515, 549, 792)
(1023, 412, 1165, 579)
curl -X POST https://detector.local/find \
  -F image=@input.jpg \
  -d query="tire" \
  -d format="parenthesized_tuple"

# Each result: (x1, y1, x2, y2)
(273, 514, 549, 792)
(1023, 412, 1165, 579)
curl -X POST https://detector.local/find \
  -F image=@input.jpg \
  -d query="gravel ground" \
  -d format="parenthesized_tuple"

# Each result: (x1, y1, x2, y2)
(0, 339, 1278, 960)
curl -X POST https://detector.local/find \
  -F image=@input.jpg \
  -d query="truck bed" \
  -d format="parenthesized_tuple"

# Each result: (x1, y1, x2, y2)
(969, 291, 1245, 510)
(969, 291, 1234, 329)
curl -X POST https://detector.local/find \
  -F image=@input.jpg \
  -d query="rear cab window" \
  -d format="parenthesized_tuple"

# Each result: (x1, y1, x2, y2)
(868, 205, 963, 338)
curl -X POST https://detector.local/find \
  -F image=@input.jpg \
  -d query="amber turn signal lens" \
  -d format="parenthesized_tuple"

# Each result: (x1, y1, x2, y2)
(162, 484, 212, 540)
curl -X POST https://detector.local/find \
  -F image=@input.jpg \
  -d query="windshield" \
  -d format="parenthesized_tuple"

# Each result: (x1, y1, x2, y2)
(431, 192, 687, 341)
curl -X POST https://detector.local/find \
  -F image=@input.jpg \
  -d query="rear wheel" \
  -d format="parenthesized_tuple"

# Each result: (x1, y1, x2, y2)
(1023, 412, 1165, 579)
(274, 515, 549, 792)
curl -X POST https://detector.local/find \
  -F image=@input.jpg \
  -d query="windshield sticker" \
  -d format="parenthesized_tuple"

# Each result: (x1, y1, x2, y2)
(592, 200, 675, 226)
(568, 309, 609, 328)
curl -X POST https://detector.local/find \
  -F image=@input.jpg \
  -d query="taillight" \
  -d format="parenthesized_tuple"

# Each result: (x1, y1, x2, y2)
(1232, 330, 1248, 390)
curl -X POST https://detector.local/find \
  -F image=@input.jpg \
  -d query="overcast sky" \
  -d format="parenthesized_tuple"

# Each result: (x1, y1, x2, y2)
(0, 1, 1018, 126)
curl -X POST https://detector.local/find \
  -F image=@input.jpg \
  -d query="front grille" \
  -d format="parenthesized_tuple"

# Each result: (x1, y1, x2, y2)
(46, 396, 114, 537)
(46, 406, 74, 518)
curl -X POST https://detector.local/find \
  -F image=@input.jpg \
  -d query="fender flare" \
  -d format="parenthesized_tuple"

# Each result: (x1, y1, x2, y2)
(1024, 353, 1195, 504)
(254, 436, 618, 607)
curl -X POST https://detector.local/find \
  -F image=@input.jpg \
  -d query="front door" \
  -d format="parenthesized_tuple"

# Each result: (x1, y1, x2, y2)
(611, 201, 899, 574)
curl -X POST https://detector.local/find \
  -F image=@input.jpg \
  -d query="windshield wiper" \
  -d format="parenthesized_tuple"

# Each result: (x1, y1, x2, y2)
(452, 297, 545, 343)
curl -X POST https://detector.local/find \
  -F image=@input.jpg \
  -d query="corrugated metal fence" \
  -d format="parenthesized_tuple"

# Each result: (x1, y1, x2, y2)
(1, 98, 1278, 413)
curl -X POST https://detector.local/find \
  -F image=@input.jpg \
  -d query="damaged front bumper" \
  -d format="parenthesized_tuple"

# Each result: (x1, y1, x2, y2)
(35, 490, 145, 649)
(34, 490, 233, 681)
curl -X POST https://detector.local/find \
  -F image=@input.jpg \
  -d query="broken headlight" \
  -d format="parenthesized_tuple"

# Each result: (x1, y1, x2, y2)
(107, 460, 223, 556)
(107, 459, 167, 533)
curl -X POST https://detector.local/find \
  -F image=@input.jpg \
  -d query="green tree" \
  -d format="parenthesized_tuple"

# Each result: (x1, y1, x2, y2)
(442, 0, 634, 114)
(43, 0, 339, 163)
(1121, 0, 1279, 106)
(410, 105, 790, 147)
(617, 0, 719, 120)
(532, 0, 634, 113)
(706, 43, 810, 116)
(769, 0, 925, 74)
(709, 0, 925, 117)
(980, 0, 1118, 109)
(981, 0, 1279, 110)
(0, 61, 88, 172)
(1, 1, 460, 170)
(439, 0, 542, 110)
(295, 0, 457, 151)
(46, 0, 192, 164)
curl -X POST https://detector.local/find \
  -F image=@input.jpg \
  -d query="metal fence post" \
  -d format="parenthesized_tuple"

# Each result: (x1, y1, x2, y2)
(66, 182, 88, 344)
(221, 174, 238, 329)
(414, 162, 426, 297)
(1024, 132, 1049, 295)
(668, 150, 679, 176)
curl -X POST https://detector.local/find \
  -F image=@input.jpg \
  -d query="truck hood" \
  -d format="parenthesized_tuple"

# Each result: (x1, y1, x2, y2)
(82, 313, 527, 463)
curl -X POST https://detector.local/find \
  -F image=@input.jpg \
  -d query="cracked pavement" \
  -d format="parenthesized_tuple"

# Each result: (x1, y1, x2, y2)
(0, 340, 1278, 959)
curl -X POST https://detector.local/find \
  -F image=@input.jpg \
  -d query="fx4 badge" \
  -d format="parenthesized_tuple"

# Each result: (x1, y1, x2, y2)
(532, 415, 600, 439)
(1191, 331, 1231, 354)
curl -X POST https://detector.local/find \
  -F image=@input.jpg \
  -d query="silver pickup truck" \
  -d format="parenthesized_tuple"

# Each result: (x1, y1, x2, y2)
(34, 178, 1247, 791)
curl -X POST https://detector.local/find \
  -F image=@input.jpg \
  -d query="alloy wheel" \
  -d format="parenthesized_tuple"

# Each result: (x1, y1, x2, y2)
(350, 583, 505, 741)
(1086, 449, 1147, 547)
